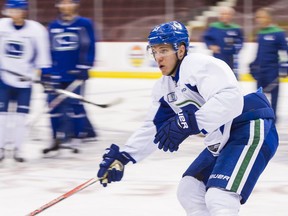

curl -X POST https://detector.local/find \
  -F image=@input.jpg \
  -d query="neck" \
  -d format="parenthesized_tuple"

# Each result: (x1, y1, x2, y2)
(13, 19, 25, 26)
(61, 14, 77, 22)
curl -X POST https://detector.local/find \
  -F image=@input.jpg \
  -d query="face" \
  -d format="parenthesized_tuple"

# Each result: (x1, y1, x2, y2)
(219, 9, 233, 24)
(150, 44, 185, 76)
(255, 10, 272, 28)
(56, 0, 78, 16)
(4, 8, 26, 23)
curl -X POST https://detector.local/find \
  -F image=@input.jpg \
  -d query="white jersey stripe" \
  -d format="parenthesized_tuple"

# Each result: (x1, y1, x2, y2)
(236, 119, 264, 194)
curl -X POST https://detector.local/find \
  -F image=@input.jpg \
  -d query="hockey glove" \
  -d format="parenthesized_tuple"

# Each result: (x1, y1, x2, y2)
(154, 111, 200, 152)
(97, 144, 136, 187)
(41, 68, 61, 93)
(68, 68, 89, 80)
(279, 62, 288, 78)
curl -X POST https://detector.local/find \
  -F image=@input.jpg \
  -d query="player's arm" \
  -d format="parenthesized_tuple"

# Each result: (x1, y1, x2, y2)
(203, 26, 220, 53)
(234, 28, 244, 53)
(190, 56, 243, 133)
(97, 81, 176, 186)
(277, 31, 288, 77)
(33, 22, 52, 73)
(153, 55, 244, 152)
(74, 18, 96, 79)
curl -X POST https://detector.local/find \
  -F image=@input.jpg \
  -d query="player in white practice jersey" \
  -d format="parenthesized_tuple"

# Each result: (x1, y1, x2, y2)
(0, 0, 51, 162)
(97, 21, 278, 215)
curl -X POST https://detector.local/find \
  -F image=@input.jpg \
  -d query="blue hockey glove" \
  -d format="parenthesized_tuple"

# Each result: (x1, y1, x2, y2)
(68, 69, 89, 80)
(279, 62, 288, 78)
(97, 144, 136, 187)
(41, 68, 61, 93)
(154, 111, 200, 152)
(249, 62, 260, 81)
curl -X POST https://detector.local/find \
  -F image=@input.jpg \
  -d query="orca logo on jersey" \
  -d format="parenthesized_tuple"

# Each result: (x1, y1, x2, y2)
(5, 41, 24, 58)
(52, 32, 79, 51)
(177, 112, 189, 129)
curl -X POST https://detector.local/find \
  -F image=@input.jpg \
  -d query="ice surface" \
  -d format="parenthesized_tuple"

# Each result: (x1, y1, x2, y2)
(0, 79, 287, 216)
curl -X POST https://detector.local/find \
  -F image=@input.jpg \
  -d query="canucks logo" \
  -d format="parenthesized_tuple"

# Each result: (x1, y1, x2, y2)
(5, 41, 24, 58)
(52, 32, 79, 51)
(167, 92, 177, 103)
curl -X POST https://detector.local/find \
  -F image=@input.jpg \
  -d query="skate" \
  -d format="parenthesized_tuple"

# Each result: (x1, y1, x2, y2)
(42, 139, 61, 154)
(0, 148, 4, 161)
(59, 139, 80, 154)
(13, 148, 25, 163)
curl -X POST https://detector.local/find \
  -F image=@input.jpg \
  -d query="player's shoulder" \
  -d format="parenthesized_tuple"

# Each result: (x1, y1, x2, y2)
(258, 25, 285, 35)
(183, 53, 214, 65)
(209, 21, 241, 29)
(0, 17, 11, 26)
(180, 53, 226, 79)
(25, 19, 47, 30)
(76, 16, 93, 26)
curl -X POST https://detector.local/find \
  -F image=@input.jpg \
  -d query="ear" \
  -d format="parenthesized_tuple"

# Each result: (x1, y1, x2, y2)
(177, 44, 186, 60)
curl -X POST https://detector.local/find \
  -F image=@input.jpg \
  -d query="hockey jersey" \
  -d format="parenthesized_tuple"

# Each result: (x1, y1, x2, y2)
(250, 25, 288, 80)
(203, 21, 244, 69)
(0, 18, 51, 88)
(48, 16, 96, 81)
(122, 53, 244, 161)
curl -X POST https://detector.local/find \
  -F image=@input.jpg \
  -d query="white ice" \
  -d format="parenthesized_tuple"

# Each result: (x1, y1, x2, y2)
(0, 79, 287, 216)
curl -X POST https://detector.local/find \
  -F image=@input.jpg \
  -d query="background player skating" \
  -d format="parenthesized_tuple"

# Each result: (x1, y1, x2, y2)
(0, 0, 51, 162)
(203, 6, 244, 79)
(42, 0, 97, 154)
(97, 21, 278, 215)
(249, 7, 288, 122)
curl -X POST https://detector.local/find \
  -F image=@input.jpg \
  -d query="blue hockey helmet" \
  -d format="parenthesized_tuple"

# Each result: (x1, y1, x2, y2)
(5, 0, 28, 10)
(148, 21, 190, 51)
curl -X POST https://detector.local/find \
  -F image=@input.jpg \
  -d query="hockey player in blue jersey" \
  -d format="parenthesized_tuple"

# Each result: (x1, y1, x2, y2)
(96, 21, 278, 215)
(42, 0, 97, 154)
(203, 6, 244, 79)
(249, 7, 288, 122)
(0, 0, 51, 162)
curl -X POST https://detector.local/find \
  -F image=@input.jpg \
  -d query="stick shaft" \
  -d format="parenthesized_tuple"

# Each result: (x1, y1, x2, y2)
(27, 177, 100, 216)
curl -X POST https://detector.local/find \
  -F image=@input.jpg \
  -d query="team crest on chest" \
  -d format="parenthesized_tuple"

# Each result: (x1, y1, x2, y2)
(167, 92, 177, 103)
(5, 40, 24, 58)
(52, 32, 79, 51)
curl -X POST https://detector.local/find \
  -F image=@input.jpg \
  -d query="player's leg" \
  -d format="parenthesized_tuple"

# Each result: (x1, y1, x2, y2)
(0, 81, 10, 161)
(13, 87, 32, 162)
(205, 187, 241, 216)
(177, 176, 210, 216)
(206, 118, 278, 215)
(177, 148, 217, 215)
(70, 84, 96, 148)
(43, 82, 72, 153)
(79, 82, 97, 139)
(43, 95, 69, 153)
(270, 83, 279, 121)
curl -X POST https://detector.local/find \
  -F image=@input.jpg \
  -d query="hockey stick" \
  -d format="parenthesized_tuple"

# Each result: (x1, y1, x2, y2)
(26, 79, 83, 127)
(27, 177, 100, 216)
(263, 77, 279, 93)
(54, 88, 123, 108)
(3, 68, 122, 108)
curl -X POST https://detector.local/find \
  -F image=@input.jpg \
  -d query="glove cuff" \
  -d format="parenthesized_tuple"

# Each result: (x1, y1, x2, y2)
(118, 151, 136, 165)
(106, 144, 136, 165)
(185, 111, 201, 135)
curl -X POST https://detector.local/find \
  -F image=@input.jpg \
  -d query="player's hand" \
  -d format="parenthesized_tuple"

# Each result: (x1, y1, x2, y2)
(279, 62, 288, 78)
(41, 74, 61, 93)
(153, 111, 200, 152)
(68, 69, 88, 80)
(97, 144, 136, 187)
